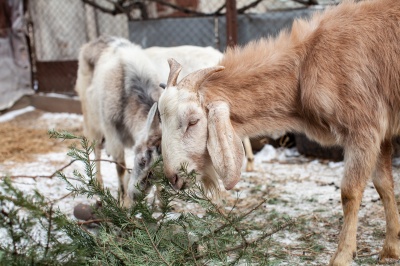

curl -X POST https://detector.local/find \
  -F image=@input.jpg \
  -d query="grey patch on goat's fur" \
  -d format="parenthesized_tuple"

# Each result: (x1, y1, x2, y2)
(110, 67, 133, 146)
(109, 66, 158, 146)
(125, 72, 156, 113)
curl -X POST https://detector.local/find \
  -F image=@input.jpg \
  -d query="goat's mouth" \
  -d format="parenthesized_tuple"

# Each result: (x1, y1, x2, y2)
(140, 171, 155, 191)
(172, 176, 185, 190)
(171, 174, 195, 191)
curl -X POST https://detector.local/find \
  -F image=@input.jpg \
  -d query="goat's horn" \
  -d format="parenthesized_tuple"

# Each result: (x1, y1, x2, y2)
(166, 58, 182, 87)
(178, 66, 225, 92)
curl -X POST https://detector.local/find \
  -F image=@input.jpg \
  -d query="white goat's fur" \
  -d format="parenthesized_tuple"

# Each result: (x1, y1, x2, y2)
(158, 0, 400, 265)
(75, 36, 161, 204)
(144, 45, 225, 82)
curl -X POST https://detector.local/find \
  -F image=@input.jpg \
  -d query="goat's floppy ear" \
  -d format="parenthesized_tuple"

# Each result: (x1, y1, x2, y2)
(206, 101, 244, 190)
(145, 102, 159, 136)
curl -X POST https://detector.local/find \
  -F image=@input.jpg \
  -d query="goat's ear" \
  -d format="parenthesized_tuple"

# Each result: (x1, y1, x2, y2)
(206, 101, 244, 190)
(145, 102, 159, 136)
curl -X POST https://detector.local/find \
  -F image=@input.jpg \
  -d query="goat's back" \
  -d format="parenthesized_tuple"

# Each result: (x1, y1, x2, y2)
(202, 0, 400, 145)
(298, 0, 400, 142)
(144, 45, 223, 83)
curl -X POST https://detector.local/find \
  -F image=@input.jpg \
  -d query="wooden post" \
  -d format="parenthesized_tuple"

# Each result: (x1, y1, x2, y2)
(225, 0, 237, 48)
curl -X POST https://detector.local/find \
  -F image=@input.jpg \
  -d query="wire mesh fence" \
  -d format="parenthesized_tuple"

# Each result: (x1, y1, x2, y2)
(26, 0, 343, 94)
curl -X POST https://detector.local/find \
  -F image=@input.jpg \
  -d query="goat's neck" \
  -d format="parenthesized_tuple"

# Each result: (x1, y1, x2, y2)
(202, 46, 304, 139)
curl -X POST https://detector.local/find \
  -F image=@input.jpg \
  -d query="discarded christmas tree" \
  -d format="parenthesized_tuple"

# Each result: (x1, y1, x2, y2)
(0, 130, 295, 265)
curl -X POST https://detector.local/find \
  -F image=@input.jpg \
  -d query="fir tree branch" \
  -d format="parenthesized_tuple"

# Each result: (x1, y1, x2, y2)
(180, 225, 200, 266)
(76, 219, 110, 225)
(194, 217, 296, 260)
(44, 204, 53, 258)
(213, 202, 249, 249)
(140, 219, 171, 266)
(212, 198, 267, 236)
(1, 209, 18, 255)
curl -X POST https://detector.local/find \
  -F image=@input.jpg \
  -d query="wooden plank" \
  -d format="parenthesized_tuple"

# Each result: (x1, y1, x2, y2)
(36, 60, 78, 95)
(30, 95, 81, 114)
(1, 94, 82, 115)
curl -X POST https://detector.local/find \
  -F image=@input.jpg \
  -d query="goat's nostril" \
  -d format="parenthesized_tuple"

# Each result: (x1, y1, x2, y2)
(170, 174, 178, 185)
(167, 174, 184, 190)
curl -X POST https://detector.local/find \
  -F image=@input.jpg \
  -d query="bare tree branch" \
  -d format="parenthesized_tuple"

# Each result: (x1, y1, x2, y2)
(82, 0, 148, 19)
(2, 159, 131, 180)
(237, 0, 263, 14)
(291, 0, 319, 5)
(82, 0, 117, 15)
(148, 0, 224, 16)
(81, 0, 320, 21)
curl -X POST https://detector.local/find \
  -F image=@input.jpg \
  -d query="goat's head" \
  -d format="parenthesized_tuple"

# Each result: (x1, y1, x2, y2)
(127, 103, 162, 201)
(158, 58, 244, 192)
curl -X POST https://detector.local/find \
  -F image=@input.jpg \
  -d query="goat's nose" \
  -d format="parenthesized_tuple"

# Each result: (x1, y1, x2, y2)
(166, 174, 183, 190)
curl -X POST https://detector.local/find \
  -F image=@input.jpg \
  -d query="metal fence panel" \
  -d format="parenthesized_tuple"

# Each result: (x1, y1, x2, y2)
(129, 7, 318, 51)
(236, 8, 319, 45)
(129, 16, 221, 49)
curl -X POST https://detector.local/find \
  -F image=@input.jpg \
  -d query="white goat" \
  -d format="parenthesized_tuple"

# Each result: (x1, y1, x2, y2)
(75, 36, 162, 201)
(158, 0, 400, 265)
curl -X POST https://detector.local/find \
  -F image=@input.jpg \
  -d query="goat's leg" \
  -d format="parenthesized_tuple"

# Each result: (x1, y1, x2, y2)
(94, 141, 103, 187)
(104, 136, 127, 200)
(243, 136, 254, 172)
(372, 140, 400, 262)
(329, 141, 379, 266)
(114, 153, 126, 199)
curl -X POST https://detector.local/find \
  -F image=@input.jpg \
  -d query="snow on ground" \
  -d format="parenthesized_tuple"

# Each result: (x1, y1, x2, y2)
(1, 108, 399, 265)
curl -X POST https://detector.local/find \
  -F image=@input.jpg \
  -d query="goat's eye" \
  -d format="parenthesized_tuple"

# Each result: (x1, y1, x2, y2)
(146, 149, 152, 162)
(139, 157, 146, 168)
(188, 119, 199, 127)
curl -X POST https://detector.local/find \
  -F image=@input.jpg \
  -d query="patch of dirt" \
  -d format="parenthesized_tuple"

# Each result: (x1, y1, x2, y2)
(0, 123, 59, 162)
(0, 109, 83, 162)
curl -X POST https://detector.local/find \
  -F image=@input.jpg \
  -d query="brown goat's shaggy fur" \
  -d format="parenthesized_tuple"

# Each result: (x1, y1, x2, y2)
(202, 1, 400, 265)
(160, 0, 400, 265)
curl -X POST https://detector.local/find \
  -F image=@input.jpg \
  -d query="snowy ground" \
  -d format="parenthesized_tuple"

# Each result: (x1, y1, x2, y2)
(1, 107, 400, 265)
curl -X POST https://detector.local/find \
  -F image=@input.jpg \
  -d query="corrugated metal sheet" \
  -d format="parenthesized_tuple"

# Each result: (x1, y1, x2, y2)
(0, 0, 32, 111)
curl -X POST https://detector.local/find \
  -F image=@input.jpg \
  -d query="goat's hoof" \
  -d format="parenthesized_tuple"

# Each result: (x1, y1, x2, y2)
(121, 195, 133, 208)
(329, 250, 354, 266)
(378, 246, 400, 263)
(245, 162, 254, 172)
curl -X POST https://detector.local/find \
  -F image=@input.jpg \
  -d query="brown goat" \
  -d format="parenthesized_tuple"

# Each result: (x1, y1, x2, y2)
(158, 0, 400, 265)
